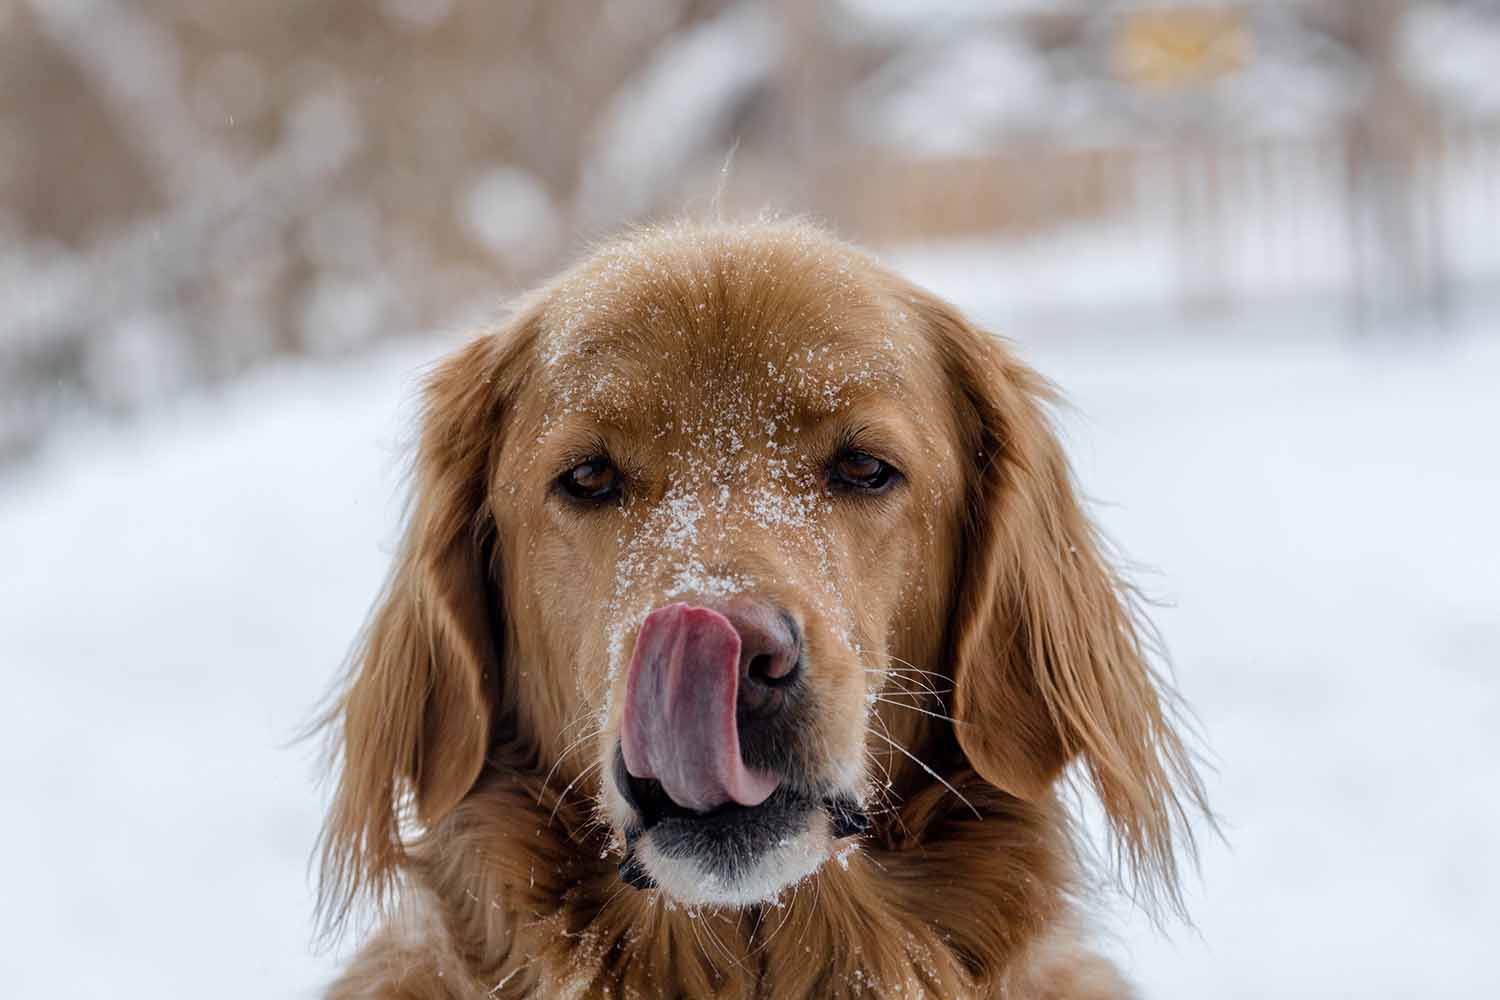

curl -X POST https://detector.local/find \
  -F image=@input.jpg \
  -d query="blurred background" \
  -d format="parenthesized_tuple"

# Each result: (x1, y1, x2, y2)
(3, 1, 1497, 997)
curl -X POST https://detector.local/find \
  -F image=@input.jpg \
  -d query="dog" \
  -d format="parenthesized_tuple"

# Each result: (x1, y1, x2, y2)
(314, 220, 1208, 998)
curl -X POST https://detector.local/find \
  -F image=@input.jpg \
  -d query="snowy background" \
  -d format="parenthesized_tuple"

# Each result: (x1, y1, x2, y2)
(4, 2, 1499, 998)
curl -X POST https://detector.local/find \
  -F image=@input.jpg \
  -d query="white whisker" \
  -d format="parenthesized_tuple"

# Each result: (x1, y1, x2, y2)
(866, 728, 980, 819)
(547, 758, 602, 826)
(878, 682, 953, 701)
(883, 656, 949, 682)
(538, 722, 603, 804)
(865, 664, 948, 699)
(873, 697, 960, 725)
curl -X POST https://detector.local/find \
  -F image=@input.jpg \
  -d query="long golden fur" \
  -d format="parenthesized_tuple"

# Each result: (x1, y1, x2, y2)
(314, 221, 1208, 998)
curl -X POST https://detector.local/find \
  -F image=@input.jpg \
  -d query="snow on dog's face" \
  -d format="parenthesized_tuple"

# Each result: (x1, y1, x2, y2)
(487, 226, 965, 905)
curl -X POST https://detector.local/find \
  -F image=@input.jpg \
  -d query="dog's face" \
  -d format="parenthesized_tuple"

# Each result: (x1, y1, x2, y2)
(492, 239, 964, 902)
(318, 223, 1204, 928)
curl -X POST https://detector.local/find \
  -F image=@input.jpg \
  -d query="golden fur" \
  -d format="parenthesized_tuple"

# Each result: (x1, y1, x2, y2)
(314, 221, 1208, 998)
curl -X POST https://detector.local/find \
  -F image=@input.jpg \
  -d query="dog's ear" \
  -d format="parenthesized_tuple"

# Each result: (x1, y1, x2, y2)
(918, 289, 1208, 910)
(316, 316, 536, 932)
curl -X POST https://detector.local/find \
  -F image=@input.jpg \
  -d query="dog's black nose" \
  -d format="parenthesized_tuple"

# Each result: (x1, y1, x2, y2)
(718, 599, 801, 718)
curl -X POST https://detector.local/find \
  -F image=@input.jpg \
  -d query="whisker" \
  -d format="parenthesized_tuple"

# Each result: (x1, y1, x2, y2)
(747, 879, 800, 959)
(861, 757, 896, 816)
(546, 758, 602, 827)
(864, 667, 943, 688)
(878, 682, 953, 702)
(573, 816, 612, 844)
(864, 711, 916, 840)
(863, 744, 894, 788)
(700, 912, 739, 969)
(867, 729, 980, 819)
(687, 911, 726, 977)
(548, 686, 608, 746)
(865, 708, 897, 791)
(872, 697, 961, 725)
(537, 722, 604, 804)
(884, 656, 949, 682)
(536, 679, 610, 800)
(866, 666, 945, 682)
(865, 667, 948, 700)
(748, 895, 772, 942)
(595, 865, 645, 915)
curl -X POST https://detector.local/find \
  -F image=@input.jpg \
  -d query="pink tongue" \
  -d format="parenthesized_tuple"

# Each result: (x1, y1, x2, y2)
(621, 603, 780, 813)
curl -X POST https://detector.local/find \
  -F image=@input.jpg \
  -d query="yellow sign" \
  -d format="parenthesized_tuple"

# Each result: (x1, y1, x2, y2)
(1115, 8, 1253, 89)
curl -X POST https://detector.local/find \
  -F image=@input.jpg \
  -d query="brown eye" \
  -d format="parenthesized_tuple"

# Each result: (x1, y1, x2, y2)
(557, 458, 623, 505)
(829, 450, 900, 495)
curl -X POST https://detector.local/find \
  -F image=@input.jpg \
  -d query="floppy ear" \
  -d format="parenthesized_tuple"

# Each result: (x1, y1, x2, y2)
(316, 322, 535, 932)
(920, 290, 1208, 910)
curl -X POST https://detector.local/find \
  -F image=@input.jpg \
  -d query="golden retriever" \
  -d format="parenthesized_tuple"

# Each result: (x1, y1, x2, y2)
(314, 221, 1208, 998)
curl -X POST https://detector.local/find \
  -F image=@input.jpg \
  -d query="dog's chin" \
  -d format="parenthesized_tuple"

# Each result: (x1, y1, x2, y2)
(607, 753, 869, 907)
(615, 781, 837, 906)
(632, 811, 833, 907)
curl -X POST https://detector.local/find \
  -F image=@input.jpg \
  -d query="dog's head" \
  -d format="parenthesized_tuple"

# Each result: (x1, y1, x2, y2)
(317, 222, 1204, 922)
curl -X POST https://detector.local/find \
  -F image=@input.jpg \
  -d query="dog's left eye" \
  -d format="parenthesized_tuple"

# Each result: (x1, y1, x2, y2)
(829, 451, 900, 495)
(557, 458, 623, 505)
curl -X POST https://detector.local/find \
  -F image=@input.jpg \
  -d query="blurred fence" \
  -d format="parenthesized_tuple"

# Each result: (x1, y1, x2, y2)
(3, 0, 1499, 465)
(818, 1, 1500, 320)
(835, 126, 1500, 321)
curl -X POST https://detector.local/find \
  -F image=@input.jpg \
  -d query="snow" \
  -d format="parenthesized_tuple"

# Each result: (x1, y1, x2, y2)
(0, 346, 428, 996)
(1047, 330, 1500, 998)
(4, 308, 1499, 996)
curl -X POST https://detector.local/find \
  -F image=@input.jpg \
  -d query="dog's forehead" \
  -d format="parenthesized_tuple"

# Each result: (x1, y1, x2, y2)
(540, 322, 909, 424)
(535, 231, 918, 425)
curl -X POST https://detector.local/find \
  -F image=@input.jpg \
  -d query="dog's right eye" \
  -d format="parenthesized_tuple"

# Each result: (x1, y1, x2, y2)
(828, 450, 901, 496)
(556, 458, 624, 505)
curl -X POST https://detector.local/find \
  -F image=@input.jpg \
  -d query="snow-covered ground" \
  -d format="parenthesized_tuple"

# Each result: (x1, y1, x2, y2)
(1029, 331, 1500, 999)
(3, 307, 1498, 998)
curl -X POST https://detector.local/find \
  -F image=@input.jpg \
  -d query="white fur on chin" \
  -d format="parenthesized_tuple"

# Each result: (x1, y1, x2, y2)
(635, 821, 832, 908)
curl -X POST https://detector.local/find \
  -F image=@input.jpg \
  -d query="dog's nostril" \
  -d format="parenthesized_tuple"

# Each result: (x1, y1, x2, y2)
(753, 658, 800, 691)
(740, 644, 799, 718)
(747, 651, 790, 686)
(740, 611, 799, 682)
